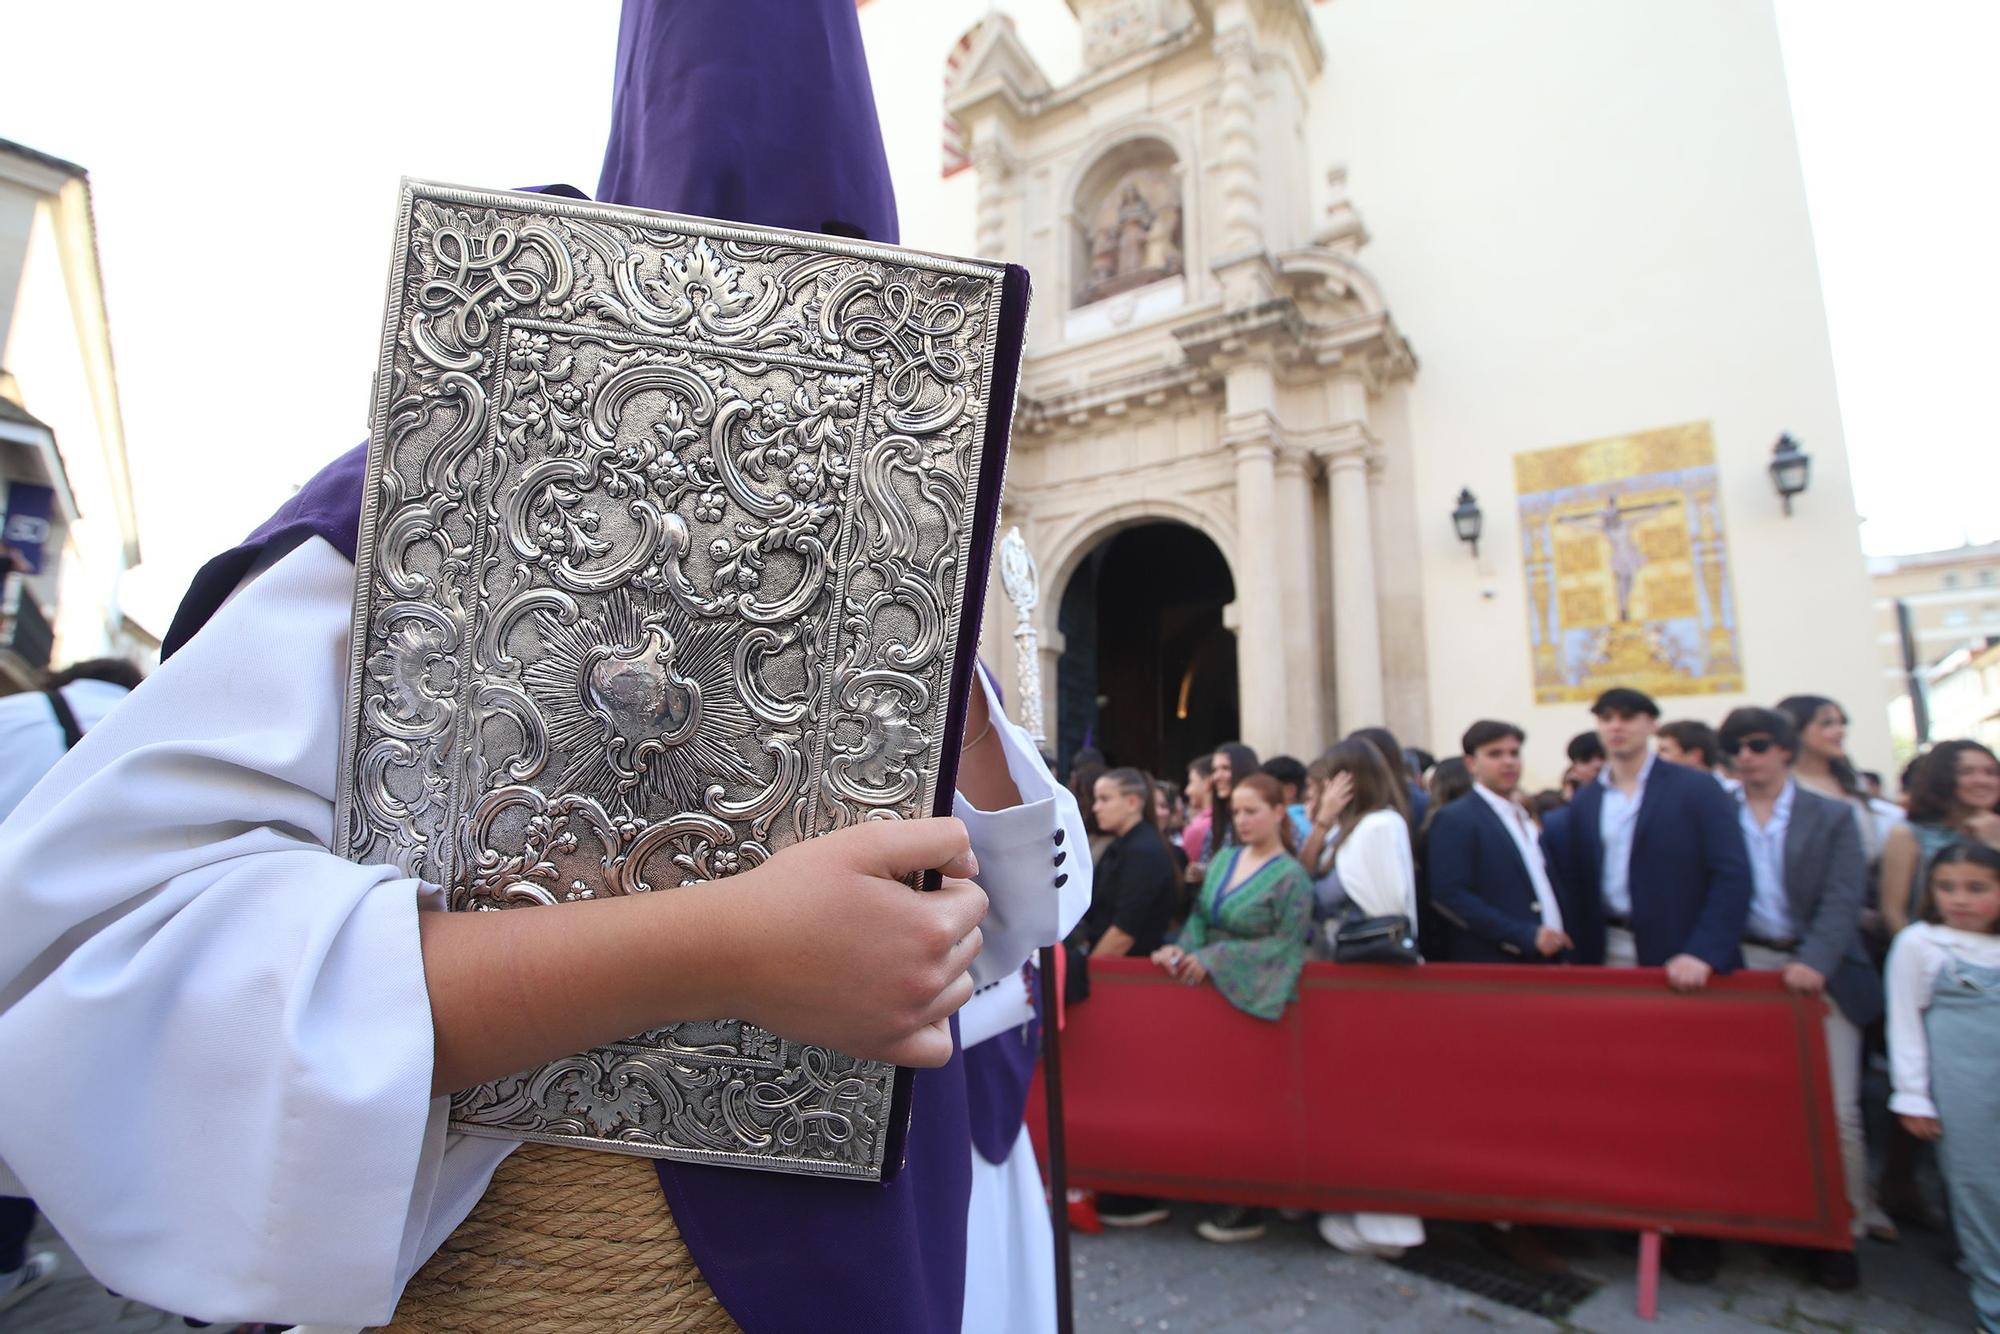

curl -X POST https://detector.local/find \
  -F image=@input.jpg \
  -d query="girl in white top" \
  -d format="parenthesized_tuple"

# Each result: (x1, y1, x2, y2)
(1301, 737, 1424, 1260)
(1885, 841, 2000, 1333)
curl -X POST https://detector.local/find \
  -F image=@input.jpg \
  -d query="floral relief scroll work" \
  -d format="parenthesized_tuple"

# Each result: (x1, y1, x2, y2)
(338, 183, 1009, 1177)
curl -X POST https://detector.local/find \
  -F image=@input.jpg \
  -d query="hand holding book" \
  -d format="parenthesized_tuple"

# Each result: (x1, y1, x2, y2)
(423, 817, 988, 1095)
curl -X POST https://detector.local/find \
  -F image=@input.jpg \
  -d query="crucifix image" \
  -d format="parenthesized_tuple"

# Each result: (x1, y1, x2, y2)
(1556, 491, 1676, 622)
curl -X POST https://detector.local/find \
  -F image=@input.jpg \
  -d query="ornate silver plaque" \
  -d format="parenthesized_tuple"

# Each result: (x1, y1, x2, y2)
(336, 181, 1023, 1178)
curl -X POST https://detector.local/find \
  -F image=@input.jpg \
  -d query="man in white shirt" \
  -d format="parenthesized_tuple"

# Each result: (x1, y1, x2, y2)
(1427, 720, 1573, 963)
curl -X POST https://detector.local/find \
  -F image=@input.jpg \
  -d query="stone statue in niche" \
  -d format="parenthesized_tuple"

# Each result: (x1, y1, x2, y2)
(1076, 165, 1183, 306)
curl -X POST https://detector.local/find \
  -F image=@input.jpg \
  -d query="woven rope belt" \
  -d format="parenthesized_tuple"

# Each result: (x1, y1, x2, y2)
(380, 1141, 740, 1332)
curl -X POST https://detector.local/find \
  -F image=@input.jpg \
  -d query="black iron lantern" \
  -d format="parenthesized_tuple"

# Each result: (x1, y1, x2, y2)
(1451, 487, 1483, 556)
(1769, 433, 1811, 516)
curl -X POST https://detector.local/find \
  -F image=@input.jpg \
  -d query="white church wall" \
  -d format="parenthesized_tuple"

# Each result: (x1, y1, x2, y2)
(1311, 0, 1886, 783)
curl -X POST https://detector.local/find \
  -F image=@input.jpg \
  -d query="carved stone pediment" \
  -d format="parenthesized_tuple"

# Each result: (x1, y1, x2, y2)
(1069, 0, 1198, 70)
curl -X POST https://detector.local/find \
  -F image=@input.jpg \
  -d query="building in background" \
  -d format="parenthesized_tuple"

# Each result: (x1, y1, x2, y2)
(868, 0, 1886, 783)
(0, 137, 145, 689)
(1871, 541, 2000, 759)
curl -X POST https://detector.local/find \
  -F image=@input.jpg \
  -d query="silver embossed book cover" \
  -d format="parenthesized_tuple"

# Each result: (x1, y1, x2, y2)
(335, 181, 1026, 1179)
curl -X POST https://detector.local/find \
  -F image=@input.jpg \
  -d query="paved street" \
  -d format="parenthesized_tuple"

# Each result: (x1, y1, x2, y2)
(5, 1206, 1975, 1331)
(1074, 1213, 1975, 1333)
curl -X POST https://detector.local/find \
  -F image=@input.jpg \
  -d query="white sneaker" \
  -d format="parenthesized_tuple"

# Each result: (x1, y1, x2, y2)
(0, 1249, 60, 1314)
(1317, 1214, 1406, 1259)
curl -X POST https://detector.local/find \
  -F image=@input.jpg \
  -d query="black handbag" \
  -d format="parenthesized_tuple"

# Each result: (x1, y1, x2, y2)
(1332, 913, 1421, 965)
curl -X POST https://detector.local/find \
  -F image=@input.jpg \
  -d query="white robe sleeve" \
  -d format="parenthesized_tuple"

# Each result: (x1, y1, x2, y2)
(953, 670, 1090, 989)
(0, 537, 475, 1328)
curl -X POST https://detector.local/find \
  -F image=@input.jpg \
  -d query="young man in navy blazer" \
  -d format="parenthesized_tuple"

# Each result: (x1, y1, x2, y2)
(1546, 687, 1753, 991)
(1545, 688, 1754, 1283)
(1429, 720, 1574, 963)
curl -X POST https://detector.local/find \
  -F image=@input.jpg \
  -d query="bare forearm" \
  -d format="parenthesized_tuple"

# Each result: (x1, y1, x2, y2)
(421, 883, 742, 1096)
(955, 684, 1023, 812)
(1879, 837, 1916, 936)
(1092, 925, 1136, 958)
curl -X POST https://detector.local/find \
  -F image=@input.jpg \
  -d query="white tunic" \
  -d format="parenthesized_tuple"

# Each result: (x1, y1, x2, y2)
(957, 964, 1060, 1334)
(0, 535, 1088, 1328)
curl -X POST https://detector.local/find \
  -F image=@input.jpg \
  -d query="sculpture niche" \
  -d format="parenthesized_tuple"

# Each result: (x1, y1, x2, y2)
(1075, 164, 1182, 307)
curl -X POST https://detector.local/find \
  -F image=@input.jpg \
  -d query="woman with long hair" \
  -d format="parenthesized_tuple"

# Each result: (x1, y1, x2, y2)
(1880, 741, 2000, 937)
(1201, 742, 1261, 862)
(1349, 727, 1421, 828)
(1150, 772, 1311, 1244)
(1777, 695, 1903, 865)
(1180, 754, 1215, 873)
(1304, 741, 1425, 1259)
(1310, 740, 1419, 930)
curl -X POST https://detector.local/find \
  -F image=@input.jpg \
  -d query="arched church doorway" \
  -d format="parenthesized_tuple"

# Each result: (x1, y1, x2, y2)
(1055, 521, 1238, 779)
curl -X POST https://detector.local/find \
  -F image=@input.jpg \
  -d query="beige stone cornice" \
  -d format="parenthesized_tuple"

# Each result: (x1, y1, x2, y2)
(1311, 421, 1383, 462)
(1018, 361, 1214, 435)
(1173, 298, 1307, 367)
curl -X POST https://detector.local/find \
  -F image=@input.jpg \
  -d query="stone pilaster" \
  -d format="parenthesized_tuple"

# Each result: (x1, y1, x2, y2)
(1230, 431, 1286, 755)
(1326, 450, 1385, 730)
(1273, 446, 1325, 751)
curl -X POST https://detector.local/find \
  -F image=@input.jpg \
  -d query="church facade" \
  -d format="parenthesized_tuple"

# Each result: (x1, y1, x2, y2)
(923, 0, 1885, 781)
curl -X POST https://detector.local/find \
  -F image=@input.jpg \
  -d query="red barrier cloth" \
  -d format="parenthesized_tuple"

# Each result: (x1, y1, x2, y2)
(1028, 960, 1851, 1249)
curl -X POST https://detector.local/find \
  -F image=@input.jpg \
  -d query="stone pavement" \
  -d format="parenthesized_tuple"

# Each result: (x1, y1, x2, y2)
(1073, 1212, 1977, 1334)
(1, 1217, 183, 1333)
(3, 1206, 1976, 1331)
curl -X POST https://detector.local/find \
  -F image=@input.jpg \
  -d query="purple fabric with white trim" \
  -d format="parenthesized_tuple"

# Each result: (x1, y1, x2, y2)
(964, 969, 1043, 1165)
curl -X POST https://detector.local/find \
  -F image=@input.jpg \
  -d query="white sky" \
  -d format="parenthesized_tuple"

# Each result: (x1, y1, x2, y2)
(0, 0, 1991, 632)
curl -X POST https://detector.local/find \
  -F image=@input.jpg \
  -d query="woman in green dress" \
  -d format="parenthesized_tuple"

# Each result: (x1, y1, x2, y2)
(1151, 772, 1314, 1244)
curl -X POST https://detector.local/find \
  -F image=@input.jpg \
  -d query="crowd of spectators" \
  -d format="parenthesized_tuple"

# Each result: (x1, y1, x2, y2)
(1064, 691, 2000, 1325)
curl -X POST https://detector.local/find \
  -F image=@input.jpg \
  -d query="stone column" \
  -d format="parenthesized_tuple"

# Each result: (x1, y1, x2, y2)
(1273, 448, 1325, 751)
(1231, 435, 1287, 754)
(1326, 451, 1385, 730)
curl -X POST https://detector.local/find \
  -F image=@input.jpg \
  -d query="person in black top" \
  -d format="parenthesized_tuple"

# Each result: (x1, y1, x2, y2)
(1085, 768, 1182, 958)
(1080, 767, 1185, 1231)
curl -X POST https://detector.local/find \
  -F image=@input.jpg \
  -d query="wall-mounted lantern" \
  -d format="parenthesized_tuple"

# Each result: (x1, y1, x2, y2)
(1452, 487, 1483, 556)
(1769, 433, 1811, 516)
